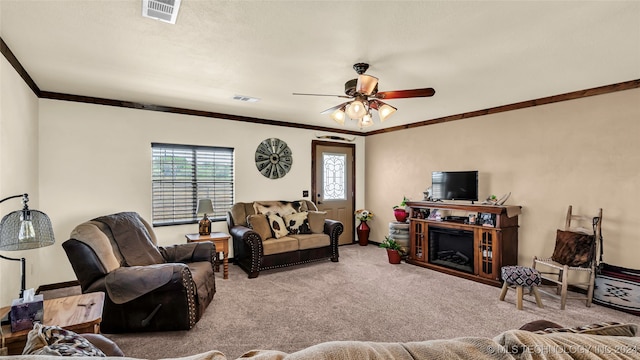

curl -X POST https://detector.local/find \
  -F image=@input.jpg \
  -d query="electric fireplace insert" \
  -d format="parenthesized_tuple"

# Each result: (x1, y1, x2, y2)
(428, 227, 474, 274)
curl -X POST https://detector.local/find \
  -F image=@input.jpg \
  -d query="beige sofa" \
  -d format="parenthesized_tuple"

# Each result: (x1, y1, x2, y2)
(10, 322, 640, 359)
(226, 200, 343, 278)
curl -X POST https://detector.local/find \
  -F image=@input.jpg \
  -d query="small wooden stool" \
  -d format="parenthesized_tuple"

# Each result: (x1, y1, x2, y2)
(500, 265, 544, 310)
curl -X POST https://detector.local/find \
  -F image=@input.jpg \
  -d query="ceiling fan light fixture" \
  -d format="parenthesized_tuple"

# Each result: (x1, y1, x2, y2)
(356, 74, 378, 96)
(346, 99, 367, 119)
(358, 113, 374, 128)
(330, 109, 346, 125)
(378, 103, 397, 122)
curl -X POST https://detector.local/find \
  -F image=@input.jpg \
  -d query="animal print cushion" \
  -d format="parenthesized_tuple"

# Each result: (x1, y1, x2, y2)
(253, 201, 304, 217)
(267, 213, 289, 239)
(284, 211, 312, 235)
(23, 323, 106, 356)
(551, 229, 595, 267)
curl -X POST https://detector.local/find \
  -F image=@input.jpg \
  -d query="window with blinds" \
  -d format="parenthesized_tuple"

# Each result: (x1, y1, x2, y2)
(152, 143, 234, 226)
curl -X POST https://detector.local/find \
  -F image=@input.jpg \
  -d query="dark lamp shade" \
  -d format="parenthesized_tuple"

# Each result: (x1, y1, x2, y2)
(0, 209, 55, 251)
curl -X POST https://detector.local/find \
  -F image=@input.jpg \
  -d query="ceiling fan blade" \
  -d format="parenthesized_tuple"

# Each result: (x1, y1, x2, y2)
(293, 92, 351, 99)
(356, 74, 378, 96)
(374, 88, 435, 100)
(320, 101, 350, 115)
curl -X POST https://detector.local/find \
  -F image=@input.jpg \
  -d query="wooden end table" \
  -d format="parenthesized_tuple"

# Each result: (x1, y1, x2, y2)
(0, 292, 105, 355)
(185, 232, 230, 279)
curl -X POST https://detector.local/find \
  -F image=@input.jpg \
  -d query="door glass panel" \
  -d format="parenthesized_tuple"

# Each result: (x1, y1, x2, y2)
(323, 152, 346, 200)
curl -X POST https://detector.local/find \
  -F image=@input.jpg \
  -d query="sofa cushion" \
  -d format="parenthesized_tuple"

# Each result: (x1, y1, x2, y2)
(267, 214, 289, 239)
(307, 211, 327, 234)
(262, 236, 299, 255)
(230, 202, 255, 227)
(495, 329, 640, 360)
(254, 201, 303, 217)
(284, 211, 312, 235)
(533, 321, 637, 337)
(290, 233, 331, 250)
(247, 214, 273, 240)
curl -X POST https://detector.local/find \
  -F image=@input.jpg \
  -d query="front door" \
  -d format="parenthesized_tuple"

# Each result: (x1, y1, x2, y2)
(312, 141, 355, 245)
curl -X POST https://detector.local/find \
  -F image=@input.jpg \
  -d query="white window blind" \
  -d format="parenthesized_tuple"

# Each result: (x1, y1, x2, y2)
(152, 143, 234, 226)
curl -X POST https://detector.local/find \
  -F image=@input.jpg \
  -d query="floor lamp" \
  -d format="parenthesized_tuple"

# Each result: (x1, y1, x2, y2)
(0, 194, 55, 298)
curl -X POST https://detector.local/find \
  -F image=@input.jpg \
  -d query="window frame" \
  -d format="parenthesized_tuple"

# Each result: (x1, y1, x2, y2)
(151, 142, 234, 227)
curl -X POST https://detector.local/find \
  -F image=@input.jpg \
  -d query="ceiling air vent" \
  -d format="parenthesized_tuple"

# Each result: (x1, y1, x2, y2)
(232, 95, 260, 103)
(142, 0, 181, 24)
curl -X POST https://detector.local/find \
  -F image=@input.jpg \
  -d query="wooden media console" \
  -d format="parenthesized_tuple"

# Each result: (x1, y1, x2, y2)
(405, 201, 520, 287)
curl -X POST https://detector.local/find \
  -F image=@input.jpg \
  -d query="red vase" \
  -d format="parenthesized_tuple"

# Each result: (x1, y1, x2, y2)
(394, 208, 408, 222)
(357, 221, 370, 246)
(387, 249, 402, 264)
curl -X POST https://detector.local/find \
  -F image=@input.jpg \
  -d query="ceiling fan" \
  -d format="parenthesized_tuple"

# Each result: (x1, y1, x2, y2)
(293, 63, 435, 128)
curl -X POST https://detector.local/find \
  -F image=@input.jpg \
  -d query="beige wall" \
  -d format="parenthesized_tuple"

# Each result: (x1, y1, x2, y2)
(0, 56, 41, 304)
(17, 99, 364, 307)
(2, 45, 639, 306)
(365, 88, 640, 270)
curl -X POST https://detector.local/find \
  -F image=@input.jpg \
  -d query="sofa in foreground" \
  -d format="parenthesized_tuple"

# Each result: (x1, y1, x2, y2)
(227, 200, 343, 278)
(10, 321, 640, 360)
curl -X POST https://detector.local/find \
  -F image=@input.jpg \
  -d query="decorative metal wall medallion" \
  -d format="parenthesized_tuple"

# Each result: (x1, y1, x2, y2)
(255, 138, 293, 179)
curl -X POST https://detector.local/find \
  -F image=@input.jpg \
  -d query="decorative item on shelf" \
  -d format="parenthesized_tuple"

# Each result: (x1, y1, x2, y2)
(423, 186, 432, 201)
(392, 196, 410, 222)
(379, 236, 403, 264)
(196, 198, 213, 235)
(354, 209, 374, 246)
(0, 193, 55, 298)
(481, 192, 511, 206)
(468, 213, 477, 225)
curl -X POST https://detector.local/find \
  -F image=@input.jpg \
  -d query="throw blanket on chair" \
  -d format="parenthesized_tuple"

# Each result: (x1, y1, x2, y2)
(93, 212, 174, 304)
(105, 264, 178, 304)
(94, 212, 166, 266)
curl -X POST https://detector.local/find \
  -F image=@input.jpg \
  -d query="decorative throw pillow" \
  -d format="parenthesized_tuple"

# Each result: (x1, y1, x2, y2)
(284, 211, 312, 235)
(267, 214, 289, 239)
(533, 321, 637, 337)
(253, 201, 300, 217)
(551, 229, 595, 267)
(519, 320, 563, 332)
(23, 323, 106, 356)
(307, 211, 327, 234)
(247, 214, 273, 240)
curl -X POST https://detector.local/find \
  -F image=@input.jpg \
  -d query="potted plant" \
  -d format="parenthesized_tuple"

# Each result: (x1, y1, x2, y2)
(392, 196, 410, 222)
(354, 209, 374, 246)
(379, 236, 403, 264)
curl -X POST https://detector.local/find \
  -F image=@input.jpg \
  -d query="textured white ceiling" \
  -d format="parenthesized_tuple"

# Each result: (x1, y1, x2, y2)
(1, 0, 639, 133)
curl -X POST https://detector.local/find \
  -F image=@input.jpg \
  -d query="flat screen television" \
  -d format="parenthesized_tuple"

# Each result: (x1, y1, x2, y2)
(431, 171, 478, 202)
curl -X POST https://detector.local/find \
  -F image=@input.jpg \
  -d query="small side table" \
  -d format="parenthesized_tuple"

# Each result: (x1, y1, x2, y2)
(185, 232, 230, 279)
(0, 292, 105, 355)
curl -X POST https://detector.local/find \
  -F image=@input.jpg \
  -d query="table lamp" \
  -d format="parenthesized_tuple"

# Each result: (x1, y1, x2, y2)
(196, 199, 213, 235)
(0, 194, 55, 298)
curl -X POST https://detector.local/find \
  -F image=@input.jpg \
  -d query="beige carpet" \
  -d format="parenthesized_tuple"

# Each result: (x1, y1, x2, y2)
(107, 245, 639, 359)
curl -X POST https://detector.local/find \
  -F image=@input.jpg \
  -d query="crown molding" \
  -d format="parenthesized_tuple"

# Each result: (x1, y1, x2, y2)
(3, 36, 638, 137)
